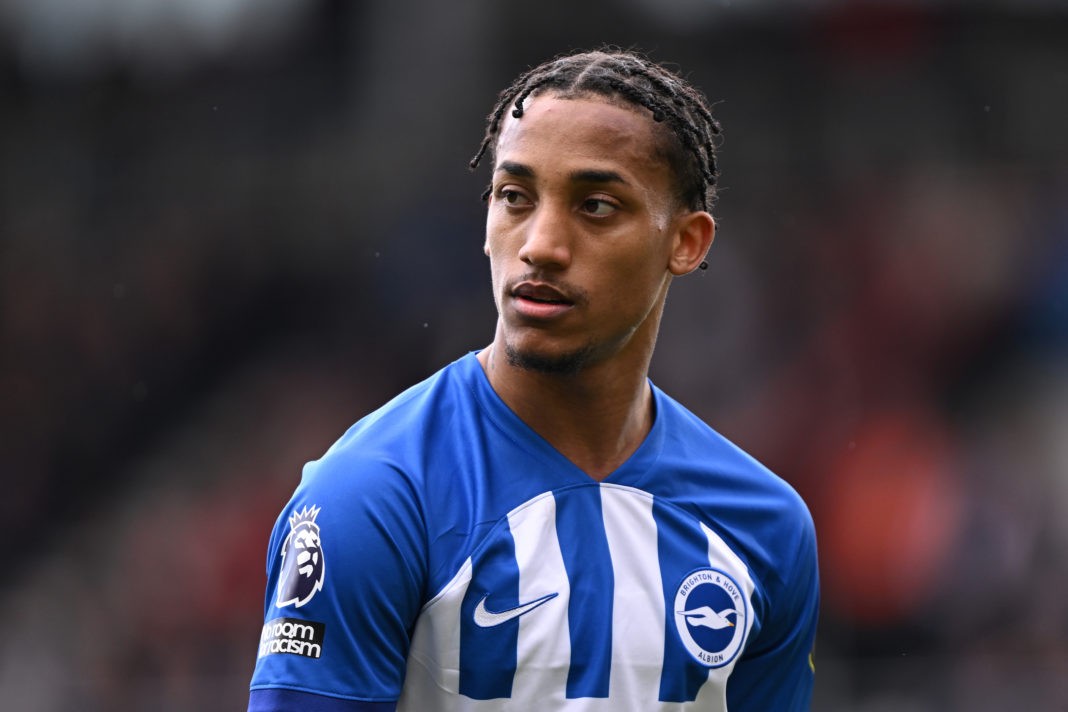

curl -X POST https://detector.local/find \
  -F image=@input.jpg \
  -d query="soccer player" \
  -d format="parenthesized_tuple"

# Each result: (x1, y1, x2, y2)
(248, 48, 819, 711)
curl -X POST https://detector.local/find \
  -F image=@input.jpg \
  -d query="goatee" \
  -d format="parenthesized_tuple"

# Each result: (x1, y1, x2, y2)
(504, 342, 595, 376)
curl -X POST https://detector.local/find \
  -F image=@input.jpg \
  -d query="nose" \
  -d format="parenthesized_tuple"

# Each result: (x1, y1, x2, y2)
(517, 200, 572, 269)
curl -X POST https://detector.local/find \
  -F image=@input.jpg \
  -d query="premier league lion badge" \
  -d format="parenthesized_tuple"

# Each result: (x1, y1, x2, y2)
(277, 505, 325, 608)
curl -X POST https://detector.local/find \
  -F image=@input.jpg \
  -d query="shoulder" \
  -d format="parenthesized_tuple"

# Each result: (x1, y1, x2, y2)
(332, 355, 476, 453)
(652, 388, 806, 505)
(650, 387, 815, 582)
(307, 354, 482, 488)
(286, 353, 502, 548)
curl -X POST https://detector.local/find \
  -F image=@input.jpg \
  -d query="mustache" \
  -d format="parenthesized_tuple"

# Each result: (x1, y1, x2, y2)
(506, 272, 589, 307)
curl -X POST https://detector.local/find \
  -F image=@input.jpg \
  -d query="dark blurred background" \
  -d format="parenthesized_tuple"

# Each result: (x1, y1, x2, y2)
(2, 0, 1066, 709)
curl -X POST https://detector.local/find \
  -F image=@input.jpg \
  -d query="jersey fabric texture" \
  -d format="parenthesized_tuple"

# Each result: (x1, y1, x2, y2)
(248, 352, 819, 711)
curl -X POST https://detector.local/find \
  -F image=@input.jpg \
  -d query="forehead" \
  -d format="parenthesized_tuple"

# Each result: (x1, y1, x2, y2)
(494, 93, 670, 184)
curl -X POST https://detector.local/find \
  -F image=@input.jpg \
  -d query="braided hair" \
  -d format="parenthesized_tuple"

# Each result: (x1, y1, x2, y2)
(470, 48, 723, 214)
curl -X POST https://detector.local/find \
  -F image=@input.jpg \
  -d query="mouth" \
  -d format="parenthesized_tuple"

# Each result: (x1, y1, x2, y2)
(513, 282, 573, 304)
(510, 281, 576, 319)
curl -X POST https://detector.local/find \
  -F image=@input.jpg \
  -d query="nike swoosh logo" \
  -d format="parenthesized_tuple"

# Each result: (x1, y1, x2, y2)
(473, 592, 558, 628)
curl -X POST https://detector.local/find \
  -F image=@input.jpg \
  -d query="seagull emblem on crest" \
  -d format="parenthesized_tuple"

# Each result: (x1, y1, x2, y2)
(678, 606, 740, 630)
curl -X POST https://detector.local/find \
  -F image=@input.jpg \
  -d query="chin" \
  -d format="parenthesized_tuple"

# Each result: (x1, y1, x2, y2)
(504, 341, 596, 376)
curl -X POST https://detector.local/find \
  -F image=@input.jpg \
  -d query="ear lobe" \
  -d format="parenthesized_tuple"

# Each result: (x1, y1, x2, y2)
(668, 211, 715, 275)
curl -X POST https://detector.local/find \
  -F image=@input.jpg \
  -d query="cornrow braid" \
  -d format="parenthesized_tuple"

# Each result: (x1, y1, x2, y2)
(470, 48, 723, 215)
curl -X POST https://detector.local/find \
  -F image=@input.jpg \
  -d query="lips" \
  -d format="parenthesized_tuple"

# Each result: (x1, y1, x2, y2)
(510, 281, 576, 320)
(513, 282, 573, 305)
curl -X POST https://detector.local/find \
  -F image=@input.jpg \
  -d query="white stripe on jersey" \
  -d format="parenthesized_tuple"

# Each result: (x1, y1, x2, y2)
(508, 492, 571, 703)
(401, 555, 471, 700)
(600, 484, 667, 705)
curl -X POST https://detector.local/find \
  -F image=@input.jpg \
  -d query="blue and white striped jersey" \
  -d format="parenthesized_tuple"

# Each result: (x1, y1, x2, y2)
(249, 352, 819, 711)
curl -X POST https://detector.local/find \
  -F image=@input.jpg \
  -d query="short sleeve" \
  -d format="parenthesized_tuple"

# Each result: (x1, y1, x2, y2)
(726, 508, 820, 711)
(248, 449, 427, 710)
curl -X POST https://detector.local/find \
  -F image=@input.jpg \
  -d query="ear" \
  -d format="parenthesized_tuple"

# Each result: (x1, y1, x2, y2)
(668, 211, 715, 275)
(483, 239, 491, 257)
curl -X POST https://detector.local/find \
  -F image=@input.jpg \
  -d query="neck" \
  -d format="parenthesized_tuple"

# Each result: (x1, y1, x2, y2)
(477, 337, 656, 481)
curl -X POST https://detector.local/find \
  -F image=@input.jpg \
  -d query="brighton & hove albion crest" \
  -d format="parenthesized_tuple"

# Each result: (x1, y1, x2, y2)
(674, 568, 748, 668)
(277, 505, 325, 608)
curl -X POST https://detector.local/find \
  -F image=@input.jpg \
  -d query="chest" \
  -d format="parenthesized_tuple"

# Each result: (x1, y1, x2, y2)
(402, 483, 757, 710)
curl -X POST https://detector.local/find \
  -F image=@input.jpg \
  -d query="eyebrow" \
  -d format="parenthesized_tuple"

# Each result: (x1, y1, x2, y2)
(495, 161, 630, 187)
(569, 168, 629, 186)
(495, 161, 534, 178)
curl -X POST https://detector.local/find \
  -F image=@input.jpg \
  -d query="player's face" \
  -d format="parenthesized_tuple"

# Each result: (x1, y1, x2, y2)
(484, 93, 710, 374)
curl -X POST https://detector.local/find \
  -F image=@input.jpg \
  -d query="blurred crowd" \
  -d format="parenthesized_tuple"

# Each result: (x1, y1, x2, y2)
(1, 1, 1066, 710)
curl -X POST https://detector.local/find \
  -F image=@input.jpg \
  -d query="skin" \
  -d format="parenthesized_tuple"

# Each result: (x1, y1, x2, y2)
(476, 93, 715, 480)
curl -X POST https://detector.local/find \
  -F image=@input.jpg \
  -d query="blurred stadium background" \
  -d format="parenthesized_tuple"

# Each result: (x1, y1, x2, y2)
(1, 0, 1066, 709)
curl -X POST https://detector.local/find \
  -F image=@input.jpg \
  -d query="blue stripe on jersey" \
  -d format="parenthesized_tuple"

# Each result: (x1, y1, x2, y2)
(459, 523, 521, 700)
(654, 499, 710, 702)
(555, 486, 614, 698)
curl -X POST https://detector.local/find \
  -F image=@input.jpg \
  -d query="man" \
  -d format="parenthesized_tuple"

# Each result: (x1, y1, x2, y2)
(248, 48, 818, 711)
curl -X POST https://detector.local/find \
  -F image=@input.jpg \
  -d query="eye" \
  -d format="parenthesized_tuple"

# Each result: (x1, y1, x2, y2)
(496, 187, 531, 207)
(580, 197, 617, 217)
